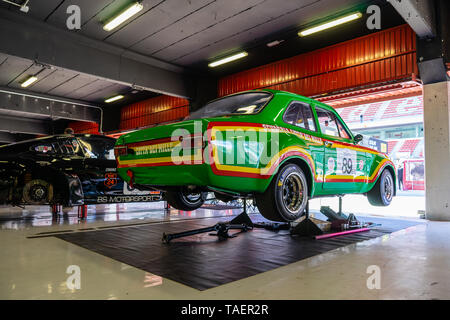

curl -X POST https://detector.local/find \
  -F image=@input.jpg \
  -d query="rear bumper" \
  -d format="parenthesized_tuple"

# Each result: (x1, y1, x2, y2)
(117, 163, 208, 188)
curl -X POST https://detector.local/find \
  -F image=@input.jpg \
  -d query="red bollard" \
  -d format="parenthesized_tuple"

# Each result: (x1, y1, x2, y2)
(51, 204, 61, 215)
(78, 205, 88, 219)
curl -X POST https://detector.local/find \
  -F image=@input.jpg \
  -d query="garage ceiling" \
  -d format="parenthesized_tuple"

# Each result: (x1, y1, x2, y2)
(0, 0, 404, 97)
(0, 0, 375, 68)
(0, 0, 406, 139)
(0, 52, 158, 105)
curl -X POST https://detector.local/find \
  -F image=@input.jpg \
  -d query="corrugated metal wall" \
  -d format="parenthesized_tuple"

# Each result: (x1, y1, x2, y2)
(68, 121, 99, 134)
(119, 95, 189, 131)
(117, 25, 417, 131)
(218, 24, 417, 97)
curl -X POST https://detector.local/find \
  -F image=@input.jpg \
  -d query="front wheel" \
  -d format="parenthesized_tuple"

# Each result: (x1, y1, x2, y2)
(255, 163, 309, 222)
(165, 190, 206, 211)
(367, 169, 394, 206)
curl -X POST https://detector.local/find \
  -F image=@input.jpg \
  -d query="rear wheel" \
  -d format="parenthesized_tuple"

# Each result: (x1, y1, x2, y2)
(368, 169, 394, 206)
(165, 190, 206, 211)
(255, 163, 308, 222)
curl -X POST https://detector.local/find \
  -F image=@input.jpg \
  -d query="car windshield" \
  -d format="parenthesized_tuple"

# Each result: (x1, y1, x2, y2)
(188, 92, 272, 119)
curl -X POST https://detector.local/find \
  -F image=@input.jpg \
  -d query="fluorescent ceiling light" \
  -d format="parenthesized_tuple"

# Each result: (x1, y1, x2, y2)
(105, 95, 124, 103)
(208, 52, 248, 68)
(266, 40, 284, 48)
(298, 12, 362, 37)
(21, 76, 38, 88)
(103, 2, 143, 31)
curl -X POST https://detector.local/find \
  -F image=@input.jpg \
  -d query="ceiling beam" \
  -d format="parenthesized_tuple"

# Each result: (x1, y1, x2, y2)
(0, 86, 101, 123)
(0, 8, 192, 99)
(387, 0, 435, 39)
(412, 0, 450, 84)
(0, 115, 51, 135)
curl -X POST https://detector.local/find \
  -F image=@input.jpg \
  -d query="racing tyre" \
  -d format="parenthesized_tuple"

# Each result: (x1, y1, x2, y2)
(165, 190, 206, 211)
(255, 163, 308, 222)
(367, 169, 394, 206)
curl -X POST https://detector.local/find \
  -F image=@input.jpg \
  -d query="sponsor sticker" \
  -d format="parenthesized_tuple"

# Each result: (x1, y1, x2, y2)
(327, 157, 335, 172)
(359, 159, 365, 171)
(104, 173, 117, 188)
(35, 145, 52, 153)
(96, 195, 161, 203)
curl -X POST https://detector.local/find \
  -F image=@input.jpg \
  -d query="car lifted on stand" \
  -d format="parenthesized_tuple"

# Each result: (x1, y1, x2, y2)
(115, 90, 396, 223)
(0, 134, 162, 210)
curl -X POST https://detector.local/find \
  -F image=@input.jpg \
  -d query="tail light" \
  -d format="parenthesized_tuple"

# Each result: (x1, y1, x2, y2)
(114, 145, 128, 158)
(127, 170, 134, 188)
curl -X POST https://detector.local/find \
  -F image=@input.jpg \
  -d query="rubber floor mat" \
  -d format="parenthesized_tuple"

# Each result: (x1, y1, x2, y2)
(55, 215, 422, 290)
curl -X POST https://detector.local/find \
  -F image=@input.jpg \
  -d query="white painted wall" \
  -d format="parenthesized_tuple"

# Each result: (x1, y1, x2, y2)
(423, 81, 450, 220)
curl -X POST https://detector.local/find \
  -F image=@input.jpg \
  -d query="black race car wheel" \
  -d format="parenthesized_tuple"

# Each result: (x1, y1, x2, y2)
(22, 179, 54, 205)
(368, 169, 394, 206)
(256, 163, 308, 222)
(165, 190, 206, 211)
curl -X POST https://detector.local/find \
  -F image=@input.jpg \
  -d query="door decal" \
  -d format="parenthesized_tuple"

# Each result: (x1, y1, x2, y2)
(104, 173, 118, 188)
(327, 157, 335, 173)
(359, 159, 365, 171)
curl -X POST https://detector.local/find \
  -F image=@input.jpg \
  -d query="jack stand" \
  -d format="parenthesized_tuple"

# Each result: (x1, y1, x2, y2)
(162, 198, 254, 243)
(290, 201, 329, 236)
(229, 199, 253, 227)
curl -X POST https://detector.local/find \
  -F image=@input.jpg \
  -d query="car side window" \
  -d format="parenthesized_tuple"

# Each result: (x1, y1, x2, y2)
(283, 103, 300, 125)
(336, 118, 351, 139)
(299, 103, 316, 131)
(315, 107, 340, 137)
(315, 106, 352, 139)
(283, 102, 316, 131)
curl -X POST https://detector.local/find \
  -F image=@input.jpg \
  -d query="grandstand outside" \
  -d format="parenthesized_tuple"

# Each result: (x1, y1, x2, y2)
(336, 95, 424, 190)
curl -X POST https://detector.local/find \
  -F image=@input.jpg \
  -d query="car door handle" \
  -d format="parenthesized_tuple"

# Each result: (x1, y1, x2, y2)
(324, 141, 333, 148)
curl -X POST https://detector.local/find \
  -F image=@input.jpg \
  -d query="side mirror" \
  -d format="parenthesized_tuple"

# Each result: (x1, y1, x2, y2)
(353, 134, 363, 144)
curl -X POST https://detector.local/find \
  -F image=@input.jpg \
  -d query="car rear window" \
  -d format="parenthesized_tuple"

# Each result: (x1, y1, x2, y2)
(188, 92, 272, 119)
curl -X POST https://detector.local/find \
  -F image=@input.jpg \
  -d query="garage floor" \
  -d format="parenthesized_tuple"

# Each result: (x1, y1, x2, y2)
(0, 202, 449, 300)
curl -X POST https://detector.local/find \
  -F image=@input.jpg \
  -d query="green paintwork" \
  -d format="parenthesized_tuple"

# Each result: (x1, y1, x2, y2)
(115, 90, 396, 198)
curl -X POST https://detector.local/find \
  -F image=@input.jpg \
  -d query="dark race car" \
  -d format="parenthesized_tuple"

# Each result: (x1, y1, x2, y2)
(0, 134, 162, 208)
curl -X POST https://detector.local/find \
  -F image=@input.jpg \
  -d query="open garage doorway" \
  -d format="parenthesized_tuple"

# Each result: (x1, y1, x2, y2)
(310, 93, 425, 219)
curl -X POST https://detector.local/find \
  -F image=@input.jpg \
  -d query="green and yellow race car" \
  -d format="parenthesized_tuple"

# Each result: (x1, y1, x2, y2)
(115, 90, 396, 222)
